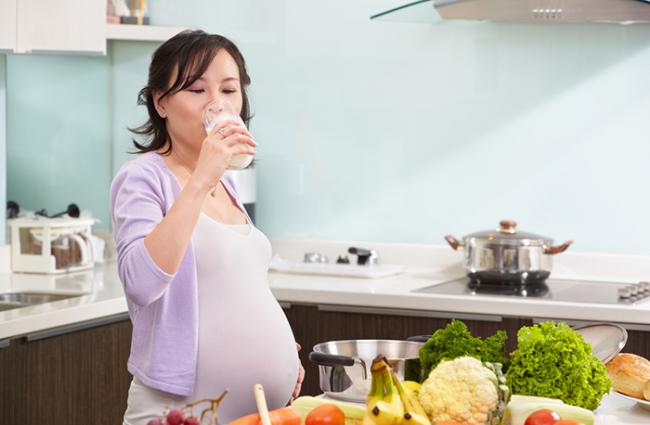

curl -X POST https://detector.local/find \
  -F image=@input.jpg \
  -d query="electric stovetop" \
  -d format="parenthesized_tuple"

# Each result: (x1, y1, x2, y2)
(413, 278, 650, 305)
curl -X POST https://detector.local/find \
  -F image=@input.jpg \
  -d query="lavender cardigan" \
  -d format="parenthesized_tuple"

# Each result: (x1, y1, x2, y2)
(110, 151, 251, 396)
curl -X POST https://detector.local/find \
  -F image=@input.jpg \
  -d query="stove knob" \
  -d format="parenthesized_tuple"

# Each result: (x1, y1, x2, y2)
(618, 287, 632, 299)
(628, 285, 639, 296)
(639, 281, 650, 293)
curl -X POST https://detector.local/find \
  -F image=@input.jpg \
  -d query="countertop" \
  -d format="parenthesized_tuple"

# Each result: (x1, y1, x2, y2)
(3, 238, 650, 341)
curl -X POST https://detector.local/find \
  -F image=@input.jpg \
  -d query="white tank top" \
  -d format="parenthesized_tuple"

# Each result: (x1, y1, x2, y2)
(191, 213, 299, 420)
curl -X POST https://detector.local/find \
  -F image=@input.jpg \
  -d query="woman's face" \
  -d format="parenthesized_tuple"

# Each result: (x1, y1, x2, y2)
(155, 49, 243, 152)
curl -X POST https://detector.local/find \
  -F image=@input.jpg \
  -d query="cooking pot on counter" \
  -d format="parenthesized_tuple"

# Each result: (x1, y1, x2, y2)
(309, 339, 423, 402)
(445, 220, 572, 285)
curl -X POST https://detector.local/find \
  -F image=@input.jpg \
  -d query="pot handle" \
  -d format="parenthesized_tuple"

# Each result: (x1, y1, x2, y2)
(444, 235, 463, 251)
(308, 352, 355, 367)
(309, 352, 368, 380)
(406, 335, 431, 343)
(545, 240, 573, 255)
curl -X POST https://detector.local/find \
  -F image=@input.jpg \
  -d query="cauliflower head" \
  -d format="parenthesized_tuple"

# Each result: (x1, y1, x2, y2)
(418, 356, 503, 425)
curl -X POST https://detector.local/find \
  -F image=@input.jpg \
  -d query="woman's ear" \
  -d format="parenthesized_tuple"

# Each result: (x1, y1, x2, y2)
(153, 90, 167, 119)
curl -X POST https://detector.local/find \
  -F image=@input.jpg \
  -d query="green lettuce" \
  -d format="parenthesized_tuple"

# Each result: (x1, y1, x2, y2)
(419, 319, 508, 381)
(505, 321, 611, 410)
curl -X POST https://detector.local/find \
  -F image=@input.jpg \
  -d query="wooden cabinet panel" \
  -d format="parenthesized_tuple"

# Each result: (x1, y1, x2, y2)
(0, 317, 132, 425)
(283, 303, 532, 396)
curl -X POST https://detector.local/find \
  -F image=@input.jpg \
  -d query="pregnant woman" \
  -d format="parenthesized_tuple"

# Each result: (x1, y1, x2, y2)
(110, 30, 304, 425)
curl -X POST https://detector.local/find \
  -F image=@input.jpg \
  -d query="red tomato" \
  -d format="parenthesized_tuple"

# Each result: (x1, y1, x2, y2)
(555, 421, 584, 425)
(305, 404, 346, 425)
(524, 409, 561, 425)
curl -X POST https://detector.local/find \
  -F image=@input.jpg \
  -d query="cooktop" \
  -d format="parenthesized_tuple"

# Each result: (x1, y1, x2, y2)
(413, 278, 650, 305)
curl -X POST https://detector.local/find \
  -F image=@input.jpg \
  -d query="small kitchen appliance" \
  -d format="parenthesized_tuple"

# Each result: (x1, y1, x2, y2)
(8, 216, 95, 274)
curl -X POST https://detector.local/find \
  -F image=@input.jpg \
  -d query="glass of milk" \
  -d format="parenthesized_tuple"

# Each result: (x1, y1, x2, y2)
(203, 100, 254, 170)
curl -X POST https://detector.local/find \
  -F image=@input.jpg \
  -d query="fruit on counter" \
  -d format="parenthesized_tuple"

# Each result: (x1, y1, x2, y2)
(417, 356, 510, 425)
(522, 409, 560, 425)
(305, 405, 346, 425)
(389, 365, 431, 425)
(505, 322, 610, 410)
(148, 391, 229, 425)
(419, 320, 508, 381)
(364, 357, 405, 425)
(401, 381, 422, 397)
(501, 396, 594, 425)
(605, 353, 650, 400)
(229, 407, 302, 425)
(292, 396, 365, 425)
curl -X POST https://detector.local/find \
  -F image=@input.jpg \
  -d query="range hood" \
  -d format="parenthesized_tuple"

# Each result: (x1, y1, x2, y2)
(371, 0, 650, 23)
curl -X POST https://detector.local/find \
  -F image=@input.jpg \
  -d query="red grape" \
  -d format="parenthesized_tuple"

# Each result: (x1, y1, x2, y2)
(166, 409, 185, 425)
(183, 416, 201, 425)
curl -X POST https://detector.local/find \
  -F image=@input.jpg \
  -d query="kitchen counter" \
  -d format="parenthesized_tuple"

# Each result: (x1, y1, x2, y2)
(2, 238, 650, 341)
(596, 392, 650, 424)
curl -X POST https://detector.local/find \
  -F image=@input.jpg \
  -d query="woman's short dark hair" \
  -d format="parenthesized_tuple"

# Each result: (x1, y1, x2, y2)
(130, 30, 251, 155)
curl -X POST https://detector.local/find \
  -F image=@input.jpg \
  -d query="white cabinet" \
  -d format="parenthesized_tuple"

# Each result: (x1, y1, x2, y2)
(0, 0, 17, 53)
(17, 0, 105, 54)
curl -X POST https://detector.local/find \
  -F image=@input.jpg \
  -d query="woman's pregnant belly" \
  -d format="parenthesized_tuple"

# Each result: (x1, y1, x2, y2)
(193, 289, 299, 422)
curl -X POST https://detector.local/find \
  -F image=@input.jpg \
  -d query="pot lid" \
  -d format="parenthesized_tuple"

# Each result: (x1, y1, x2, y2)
(572, 323, 627, 364)
(464, 220, 552, 245)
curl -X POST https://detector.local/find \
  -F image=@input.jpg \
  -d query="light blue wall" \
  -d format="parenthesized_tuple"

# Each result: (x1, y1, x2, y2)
(6, 53, 111, 228)
(0, 55, 6, 244)
(7, 0, 650, 254)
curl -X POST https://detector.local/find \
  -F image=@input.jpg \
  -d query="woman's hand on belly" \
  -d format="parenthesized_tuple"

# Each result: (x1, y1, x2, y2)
(291, 343, 306, 403)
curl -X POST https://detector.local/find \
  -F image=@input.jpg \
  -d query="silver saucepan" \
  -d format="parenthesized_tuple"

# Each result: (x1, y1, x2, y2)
(309, 339, 423, 402)
(445, 219, 572, 285)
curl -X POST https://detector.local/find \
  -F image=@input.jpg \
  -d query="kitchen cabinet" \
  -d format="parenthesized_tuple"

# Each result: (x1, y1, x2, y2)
(282, 303, 650, 397)
(0, 0, 17, 53)
(0, 0, 105, 54)
(0, 313, 132, 425)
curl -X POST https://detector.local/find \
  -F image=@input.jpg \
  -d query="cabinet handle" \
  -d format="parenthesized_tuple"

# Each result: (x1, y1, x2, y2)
(317, 304, 503, 322)
(0, 339, 9, 349)
(25, 312, 130, 342)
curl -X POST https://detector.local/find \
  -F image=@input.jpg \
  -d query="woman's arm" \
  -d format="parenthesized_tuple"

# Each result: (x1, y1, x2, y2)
(143, 177, 208, 275)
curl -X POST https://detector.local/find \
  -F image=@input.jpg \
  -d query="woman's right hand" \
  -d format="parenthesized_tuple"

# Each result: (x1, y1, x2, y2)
(190, 118, 257, 193)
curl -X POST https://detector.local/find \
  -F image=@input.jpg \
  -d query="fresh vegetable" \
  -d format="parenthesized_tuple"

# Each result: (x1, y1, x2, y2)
(434, 422, 469, 425)
(306, 405, 346, 425)
(502, 395, 594, 425)
(229, 407, 302, 425)
(292, 397, 365, 425)
(505, 322, 611, 410)
(523, 409, 560, 425)
(417, 356, 510, 425)
(418, 320, 508, 380)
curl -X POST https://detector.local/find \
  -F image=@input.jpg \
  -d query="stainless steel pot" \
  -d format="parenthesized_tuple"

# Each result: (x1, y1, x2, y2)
(309, 339, 423, 402)
(445, 220, 572, 285)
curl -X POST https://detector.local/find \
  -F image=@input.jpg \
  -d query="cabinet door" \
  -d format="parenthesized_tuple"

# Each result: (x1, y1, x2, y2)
(0, 0, 17, 52)
(17, 0, 105, 54)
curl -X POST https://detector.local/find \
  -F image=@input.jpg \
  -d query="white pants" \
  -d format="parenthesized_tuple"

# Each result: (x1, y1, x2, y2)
(123, 377, 186, 425)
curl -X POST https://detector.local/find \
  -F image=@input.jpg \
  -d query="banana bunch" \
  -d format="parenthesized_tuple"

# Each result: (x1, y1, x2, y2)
(364, 357, 431, 425)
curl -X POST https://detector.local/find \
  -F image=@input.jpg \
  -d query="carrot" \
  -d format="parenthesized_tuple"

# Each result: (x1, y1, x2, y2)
(229, 407, 301, 425)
